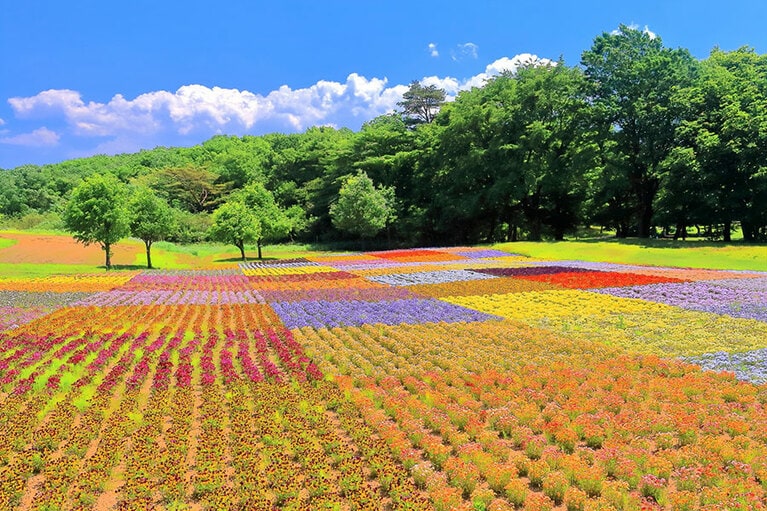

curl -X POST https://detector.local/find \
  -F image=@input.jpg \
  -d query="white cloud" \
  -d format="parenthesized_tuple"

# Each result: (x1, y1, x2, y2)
(4, 52, 556, 159)
(0, 118, 5, 126)
(462, 42, 479, 59)
(8, 75, 407, 139)
(0, 127, 60, 147)
(461, 54, 555, 89)
(428, 43, 439, 58)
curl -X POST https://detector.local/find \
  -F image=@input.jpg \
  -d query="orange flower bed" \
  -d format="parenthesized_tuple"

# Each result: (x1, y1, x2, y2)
(408, 276, 560, 298)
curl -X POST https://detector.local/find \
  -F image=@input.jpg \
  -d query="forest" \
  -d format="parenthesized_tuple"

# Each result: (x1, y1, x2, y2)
(1, 25, 766, 245)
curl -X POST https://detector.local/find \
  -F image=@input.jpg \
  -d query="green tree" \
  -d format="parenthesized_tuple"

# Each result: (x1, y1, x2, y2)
(397, 80, 447, 127)
(63, 174, 130, 270)
(208, 201, 261, 261)
(582, 25, 698, 237)
(150, 165, 227, 213)
(237, 182, 295, 259)
(129, 188, 176, 269)
(330, 171, 395, 241)
(672, 47, 767, 241)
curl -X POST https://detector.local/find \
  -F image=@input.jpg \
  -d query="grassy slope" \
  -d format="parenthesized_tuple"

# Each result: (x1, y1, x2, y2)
(496, 239, 767, 272)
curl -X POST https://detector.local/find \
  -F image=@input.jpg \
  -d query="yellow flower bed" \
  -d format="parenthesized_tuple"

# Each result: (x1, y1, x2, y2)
(240, 265, 338, 276)
(446, 290, 767, 356)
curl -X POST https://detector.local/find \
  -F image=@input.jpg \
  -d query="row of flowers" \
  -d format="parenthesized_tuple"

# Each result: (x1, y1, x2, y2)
(302, 319, 767, 510)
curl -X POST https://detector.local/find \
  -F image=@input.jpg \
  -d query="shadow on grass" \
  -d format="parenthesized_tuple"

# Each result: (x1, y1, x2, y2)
(104, 264, 152, 271)
(569, 237, 767, 249)
(212, 257, 277, 263)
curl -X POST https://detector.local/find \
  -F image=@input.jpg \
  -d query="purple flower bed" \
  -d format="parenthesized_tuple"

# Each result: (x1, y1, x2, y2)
(0, 306, 51, 331)
(0, 291, 92, 308)
(367, 270, 496, 286)
(271, 298, 501, 329)
(709, 277, 767, 293)
(594, 281, 767, 322)
(323, 260, 413, 271)
(453, 249, 518, 259)
(261, 286, 417, 303)
(683, 348, 767, 385)
(73, 289, 266, 306)
(136, 269, 242, 276)
(240, 259, 320, 270)
(472, 265, 593, 277)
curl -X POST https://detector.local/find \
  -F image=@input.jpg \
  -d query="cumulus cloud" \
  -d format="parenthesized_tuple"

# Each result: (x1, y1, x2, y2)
(0, 127, 60, 147)
(451, 42, 479, 61)
(3, 52, 556, 161)
(8, 75, 408, 139)
(460, 54, 555, 89)
(428, 43, 439, 58)
(0, 118, 5, 126)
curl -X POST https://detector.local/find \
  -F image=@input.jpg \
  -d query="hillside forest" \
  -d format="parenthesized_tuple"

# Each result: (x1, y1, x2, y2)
(1, 26, 766, 245)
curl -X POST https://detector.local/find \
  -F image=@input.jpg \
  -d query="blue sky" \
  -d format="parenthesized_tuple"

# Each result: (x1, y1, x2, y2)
(1, 0, 766, 169)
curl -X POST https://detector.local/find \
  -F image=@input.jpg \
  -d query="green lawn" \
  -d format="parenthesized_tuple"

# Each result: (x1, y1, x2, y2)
(495, 239, 767, 272)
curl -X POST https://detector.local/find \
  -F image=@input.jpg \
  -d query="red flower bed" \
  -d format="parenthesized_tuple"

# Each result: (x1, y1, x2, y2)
(517, 270, 687, 289)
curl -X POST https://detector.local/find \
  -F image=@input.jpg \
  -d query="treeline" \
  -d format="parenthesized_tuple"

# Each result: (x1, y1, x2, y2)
(2, 25, 766, 244)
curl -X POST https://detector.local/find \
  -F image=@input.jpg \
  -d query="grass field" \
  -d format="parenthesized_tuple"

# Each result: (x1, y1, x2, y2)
(496, 239, 767, 271)
(0, 233, 766, 510)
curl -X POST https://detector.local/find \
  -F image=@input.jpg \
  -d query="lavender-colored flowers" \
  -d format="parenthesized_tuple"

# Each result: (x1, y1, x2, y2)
(261, 286, 417, 303)
(271, 298, 501, 329)
(454, 249, 517, 259)
(73, 289, 266, 306)
(368, 270, 496, 287)
(683, 349, 767, 385)
(594, 281, 767, 322)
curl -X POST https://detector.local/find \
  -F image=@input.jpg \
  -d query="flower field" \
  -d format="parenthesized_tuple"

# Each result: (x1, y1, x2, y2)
(1, 245, 766, 510)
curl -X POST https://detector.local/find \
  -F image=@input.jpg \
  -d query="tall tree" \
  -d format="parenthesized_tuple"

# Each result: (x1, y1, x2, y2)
(63, 174, 130, 269)
(208, 201, 261, 261)
(397, 81, 446, 127)
(129, 188, 176, 269)
(671, 47, 767, 241)
(330, 171, 395, 241)
(582, 25, 698, 237)
(237, 182, 294, 259)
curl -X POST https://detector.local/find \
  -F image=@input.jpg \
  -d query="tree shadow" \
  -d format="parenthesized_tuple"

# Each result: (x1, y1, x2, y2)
(101, 264, 148, 271)
(563, 236, 765, 249)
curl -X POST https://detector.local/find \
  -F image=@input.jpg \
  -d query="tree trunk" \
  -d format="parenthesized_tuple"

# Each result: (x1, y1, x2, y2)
(238, 242, 246, 261)
(257, 240, 263, 260)
(723, 220, 732, 242)
(145, 240, 153, 269)
(104, 243, 112, 270)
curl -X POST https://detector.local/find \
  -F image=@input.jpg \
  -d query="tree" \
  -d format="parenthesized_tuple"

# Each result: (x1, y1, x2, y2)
(671, 47, 767, 241)
(582, 25, 698, 237)
(151, 165, 227, 213)
(63, 174, 130, 269)
(236, 182, 295, 259)
(208, 201, 261, 261)
(397, 81, 446, 127)
(129, 187, 176, 269)
(330, 171, 395, 241)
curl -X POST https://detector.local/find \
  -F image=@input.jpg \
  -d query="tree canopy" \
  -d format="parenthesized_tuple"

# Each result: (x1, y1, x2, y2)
(129, 187, 176, 268)
(330, 171, 395, 240)
(208, 201, 261, 261)
(62, 174, 130, 269)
